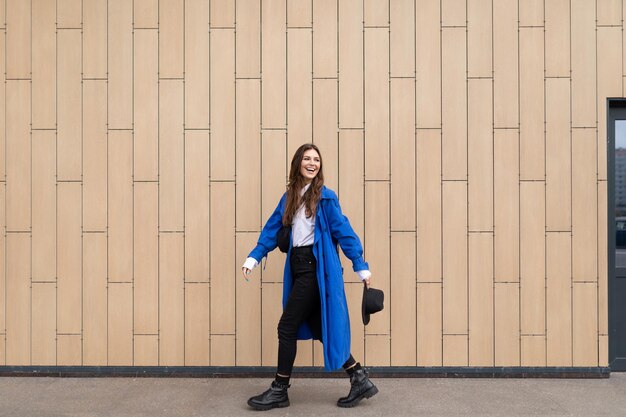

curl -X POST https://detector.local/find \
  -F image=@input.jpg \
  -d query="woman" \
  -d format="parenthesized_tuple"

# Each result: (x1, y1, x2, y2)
(241, 143, 378, 410)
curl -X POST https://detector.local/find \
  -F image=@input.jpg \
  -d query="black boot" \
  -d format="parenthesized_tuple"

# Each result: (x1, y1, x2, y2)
(247, 381, 290, 411)
(337, 368, 378, 408)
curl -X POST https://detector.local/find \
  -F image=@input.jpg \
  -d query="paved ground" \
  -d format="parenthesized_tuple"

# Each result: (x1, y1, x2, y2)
(1, 374, 626, 416)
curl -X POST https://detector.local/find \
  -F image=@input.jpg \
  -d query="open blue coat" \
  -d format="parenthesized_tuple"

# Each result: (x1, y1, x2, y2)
(248, 186, 368, 371)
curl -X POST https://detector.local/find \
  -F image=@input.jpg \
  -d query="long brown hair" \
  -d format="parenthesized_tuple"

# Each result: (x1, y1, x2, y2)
(282, 143, 324, 226)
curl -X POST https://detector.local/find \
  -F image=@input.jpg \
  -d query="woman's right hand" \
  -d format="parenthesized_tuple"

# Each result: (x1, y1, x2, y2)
(242, 267, 251, 282)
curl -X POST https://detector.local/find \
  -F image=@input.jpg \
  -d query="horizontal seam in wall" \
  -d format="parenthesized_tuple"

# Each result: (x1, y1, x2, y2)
(468, 230, 494, 233)
(159, 230, 184, 233)
(442, 334, 468, 336)
(546, 230, 572, 233)
(313, 77, 338, 80)
(597, 24, 622, 28)
(184, 128, 210, 130)
(494, 127, 519, 130)
(83, 231, 106, 234)
(210, 27, 235, 30)
(287, 26, 312, 29)
(364, 26, 389, 29)
(159, 78, 184, 81)
(32, 128, 57, 131)
(390, 230, 416, 233)
(210, 180, 236, 183)
(519, 25, 544, 28)
(416, 127, 441, 130)
(56, 333, 81, 336)
(6, 231, 31, 234)
(184, 282, 209, 284)
(6, 78, 31, 81)
(134, 334, 158, 336)
(235, 77, 261, 80)
(442, 25, 466, 28)
(520, 334, 546, 337)
(57, 180, 82, 182)
(32, 281, 56, 284)
(83, 78, 106, 81)
(109, 281, 133, 284)
(108, 128, 132, 131)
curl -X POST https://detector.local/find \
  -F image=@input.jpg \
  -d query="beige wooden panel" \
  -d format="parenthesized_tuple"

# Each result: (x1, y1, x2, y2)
(134, 183, 159, 334)
(57, 335, 82, 365)
(364, 182, 390, 335)
(108, 131, 133, 282)
(0, 336, 4, 365)
(185, 283, 210, 365)
(58, 0, 81, 27)
(83, 0, 107, 78)
(442, 0, 465, 26)
(32, 0, 55, 128)
(468, 79, 493, 231)
(391, 79, 416, 231)
(57, 30, 82, 181)
(571, 0, 596, 127)
(0, 184, 4, 335)
(520, 182, 546, 335)
(261, 282, 282, 365)
(236, 0, 260, 78)
(83, 233, 107, 365)
(365, 29, 390, 180)
(293, 340, 313, 367)
(236, 80, 261, 231)
(210, 182, 236, 333)
(260, 132, 287, 284)
(338, 0, 363, 128)
(521, 335, 546, 366)
(417, 130, 442, 282)
(108, 0, 133, 128)
(597, 27, 622, 181)
(443, 335, 467, 366)
(416, 0, 441, 128)
(442, 28, 467, 180)
(134, 335, 159, 366)
(108, 283, 133, 365)
(467, 0, 492, 77)
(134, 0, 158, 28)
(520, 28, 545, 180)
(0, 0, 4, 27)
(546, 79, 571, 231)
(313, 79, 338, 191)
(210, 335, 235, 365)
(313, 0, 337, 78)
(391, 233, 416, 365)
(57, 183, 82, 334)
(545, 0, 570, 77)
(417, 283, 442, 366)
(0, 31, 4, 179)
(313, 339, 324, 368)
(159, 80, 184, 231)
(211, 0, 235, 27)
(597, 0, 622, 26)
(546, 232, 572, 366)
(598, 181, 608, 335)
(573, 283, 598, 366)
(365, 0, 388, 26)
(339, 131, 364, 239)
(442, 181, 467, 334)
(6, 0, 30, 78)
(210, 30, 236, 180)
(83, 80, 107, 231)
(185, 0, 209, 128)
(32, 131, 56, 281)
(494, 282, 520, 366)
(6, 81, 30, 231)
(365, 335, 390, 366)
(519, 0, 543, 26)
(572, 130, 597, 281)
(287, 29, 313, 148)
(600, 335, 608, 367)
(185, 131, 210, 282)
(345, 282, 365, 365)
(159, 0, 184, 78)
(390, 0, 414, 77)
(236, 233, 261, 365)
(6, 234, 30, 365)
(262, 0, 286, 128)
(493, 0, 518, 127)
(159, 233, 185, 365)
(134, 30, 158, 181)
(288, 0, 311, 26)
(469, 233, 494, 366)
(494, 130, 519, 282)
(31, 283, 56, 365)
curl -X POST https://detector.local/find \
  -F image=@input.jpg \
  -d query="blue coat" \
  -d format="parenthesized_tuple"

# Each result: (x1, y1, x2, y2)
(248, 186, 368, 371)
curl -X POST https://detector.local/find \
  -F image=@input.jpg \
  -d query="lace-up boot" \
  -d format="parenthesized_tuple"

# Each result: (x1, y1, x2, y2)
(337, 368, 378, 408)
(247, 381, 290, 411)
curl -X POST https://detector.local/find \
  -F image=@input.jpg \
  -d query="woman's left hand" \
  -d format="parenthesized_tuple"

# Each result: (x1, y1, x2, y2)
(363, 277, 371, 288)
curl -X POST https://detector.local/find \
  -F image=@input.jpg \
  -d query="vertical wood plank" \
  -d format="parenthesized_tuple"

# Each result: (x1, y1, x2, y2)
(134, 30, 159, 181)
(391, 79, 415, 230)
(57, 335, 82, 365)
(31, 283, 56, 365)
(417, 283, 442, 366)
(159, 80, 184, 231)
(365, 29, 390, 180)
(600, 335, 608, 367)
(32, 0, 56, 128)
(493, 0, 518, 127)
(494, 282, 520, 365)
(288, 0, 311, 26)
(365, 335, 390, 366)
(58, 0, 82, 28)
(597, 0, 622, 26)
(159, 233, 185, 365)
(211, 0, 235, 27)
(345, 282, 365, 365)
(442, 28, 467, 180)
(546, 232, 572, 366)
(159, 0, 184, 78)
(469, 233, 494, 365)
(185, 283, 210, 365)
(108, 131, 133, 282)
(390, 0, 414, 77)
(364, 0, 387, 26)
(0, 31, 4, 179)
(185, 0, 210, 128)
(391, 232, 416, 365)
(313, 79, 338, 191)
(83, 0, 107, 78)
(417, 130, 442, 282)
(185, 131, 210, 282)
(416, 0, 441, 128)
(108, 283, 133, 365)
(6, 0, 30, 78)
(573, 283, 598, 366)
(519, 0, 543, 26)
(83, 80, 107, 232)
(210, 30, 236, 180)
(545, 0, 570, 77)
(57, 30, 82, 181)
(598, 181, 608, 335)
(313, 0, 337, 78)
(571, 0, 596, 127)
(521, 335, 546, 366)
(108, 0, 133, 128)
(210, 335, 235, 365)
(287, 28, 313, 149)
(339, 0, 363, 128)
(443, 335, 467, 366)
(236, 0, 261, 78)
(262, 0, 286, 128)
(32, 131, 56, 282)
(134, 335, 159, 366)
(236, 233, 261, 365)
(83, 233, 108, 365)
(261, 282, 282, 365)
(442, 0, 466, 26)
(467, 0, 492, 77)
(0, 185, 5, 339)
(339, 131, 364, 239)
(134, 0, 158, 28)
(6, 234, 30, 365)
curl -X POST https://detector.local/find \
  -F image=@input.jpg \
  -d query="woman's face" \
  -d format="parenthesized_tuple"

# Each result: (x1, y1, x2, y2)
(299, 148, 321, 183)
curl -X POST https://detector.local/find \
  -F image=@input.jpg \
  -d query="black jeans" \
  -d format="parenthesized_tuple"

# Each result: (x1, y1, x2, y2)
(276, 245, 356, 375)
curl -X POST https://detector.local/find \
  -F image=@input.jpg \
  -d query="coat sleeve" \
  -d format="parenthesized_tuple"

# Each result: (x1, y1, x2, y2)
(323, 196, 369, 272)
(248, 194, 286, 262)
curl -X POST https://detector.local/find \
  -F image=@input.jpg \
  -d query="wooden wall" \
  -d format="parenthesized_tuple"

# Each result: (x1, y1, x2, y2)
(0, 0, 616, 368)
